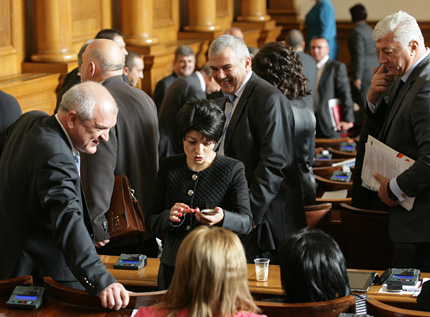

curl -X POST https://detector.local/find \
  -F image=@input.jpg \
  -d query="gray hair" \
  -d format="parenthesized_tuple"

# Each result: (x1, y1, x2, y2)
(174, 45, 195, 61)
(285, 29, 304, 49)
(199, 62, 212, 76)
(372, 11, 424, 49)
(59, 81, 117, 121)
(209, 34, 249, 62)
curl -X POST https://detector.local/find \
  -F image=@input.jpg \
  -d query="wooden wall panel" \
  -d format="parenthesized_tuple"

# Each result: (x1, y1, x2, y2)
(70, 0, 112, 52)
(216, 0, 233, 31)
(153, 0, 179, 43)
(0, 0, 23, 77)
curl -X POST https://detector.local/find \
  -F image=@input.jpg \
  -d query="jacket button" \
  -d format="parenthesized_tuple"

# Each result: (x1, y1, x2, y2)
(186, 225, 191, 230)
(187, 190, 194, 196)
(192, 174, 198, 180)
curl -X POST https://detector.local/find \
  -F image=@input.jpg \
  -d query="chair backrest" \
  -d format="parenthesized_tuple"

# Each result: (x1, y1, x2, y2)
(304, 203, 332, 228)
(315, 137, 350, 148)
(256, 295, 356, 317)
(315, 175, 353, 194)
(340, 203, 393, 269)
(327, 147, 357, 159)
(43, 277, 166, 309)
(366, 298, 430, 316)
(0, 275, 33, 297)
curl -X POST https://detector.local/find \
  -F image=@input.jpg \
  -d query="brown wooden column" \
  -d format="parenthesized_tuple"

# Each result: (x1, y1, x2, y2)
(121, 0, 159, 46)
(183, 0, 220, 32)
(237, 0, 271, 22)
(30, 0, 76, 62)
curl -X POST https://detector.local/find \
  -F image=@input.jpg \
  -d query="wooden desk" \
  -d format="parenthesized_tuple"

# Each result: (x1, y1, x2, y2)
(101, 256, 428, 308)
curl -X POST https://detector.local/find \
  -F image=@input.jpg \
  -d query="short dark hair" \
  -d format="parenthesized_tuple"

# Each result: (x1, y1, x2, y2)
(125, 51, 142, 69)
(253, 41, 310, 100)
(174, 45, 195, 61)
(176, 99, 225, 143)
(350, 4, 367, 23)
(278, 228, 350, 303)
(95, 29, 124, 40)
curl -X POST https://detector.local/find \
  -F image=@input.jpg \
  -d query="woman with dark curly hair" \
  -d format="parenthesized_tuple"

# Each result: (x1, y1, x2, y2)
(253, 42, 317, 205)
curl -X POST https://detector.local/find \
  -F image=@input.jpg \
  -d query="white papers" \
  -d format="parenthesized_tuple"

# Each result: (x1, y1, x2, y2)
(321, 189, 348, 199)
(378, 280, 421, 296)
(361, 136, 415, 211)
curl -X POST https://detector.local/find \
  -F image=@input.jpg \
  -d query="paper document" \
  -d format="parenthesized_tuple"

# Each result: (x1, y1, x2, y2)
(321, 189, 348, 199)
(361, 136, 415, 211)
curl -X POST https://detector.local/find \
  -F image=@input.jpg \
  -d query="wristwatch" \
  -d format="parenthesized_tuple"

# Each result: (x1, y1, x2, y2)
(387, 183, 399, 201)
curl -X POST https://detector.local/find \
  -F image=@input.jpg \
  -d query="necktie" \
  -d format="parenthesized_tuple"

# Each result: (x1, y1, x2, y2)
(391, 80, 404, 106)
(74, 152, 81, 175)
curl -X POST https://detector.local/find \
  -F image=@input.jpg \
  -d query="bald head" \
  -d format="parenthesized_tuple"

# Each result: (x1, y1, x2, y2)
(80, 39, 124, 83)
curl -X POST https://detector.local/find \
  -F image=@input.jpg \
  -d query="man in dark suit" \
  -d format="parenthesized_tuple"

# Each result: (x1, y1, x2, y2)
(0, 82, 129, 309)
(158, 62, 220, 159)
(367, 11, 430, 271)
(310, 36, 354, 138)
(80, 39, 160, 257)
(0, 90, 21, 129)
(208, 34, 306, 262)
(152, 45, 195, 112)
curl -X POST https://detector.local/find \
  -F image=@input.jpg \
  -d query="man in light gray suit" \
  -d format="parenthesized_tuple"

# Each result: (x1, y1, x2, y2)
(310, 37, 354, 138)
(368, 11, 430, 271)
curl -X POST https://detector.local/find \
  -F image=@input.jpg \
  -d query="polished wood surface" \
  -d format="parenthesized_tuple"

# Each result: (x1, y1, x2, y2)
(101, 255, 427, 306)
(366, 297, 430, 316)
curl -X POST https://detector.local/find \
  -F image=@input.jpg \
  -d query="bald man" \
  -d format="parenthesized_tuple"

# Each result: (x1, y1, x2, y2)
(80, 39, 160, 257)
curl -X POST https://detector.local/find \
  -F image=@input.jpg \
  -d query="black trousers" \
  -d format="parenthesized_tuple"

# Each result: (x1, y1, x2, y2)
(392, 243, 430, 272)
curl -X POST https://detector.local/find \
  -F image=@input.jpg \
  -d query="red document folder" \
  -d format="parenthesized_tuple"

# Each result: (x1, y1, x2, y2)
(328, 98, 343, 131)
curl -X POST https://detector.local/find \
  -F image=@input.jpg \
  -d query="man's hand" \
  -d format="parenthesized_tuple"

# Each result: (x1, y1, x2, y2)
(95, 240, 110, 248)
(367, 65, 394, 105)
(337, 121, 354, 132)
(98, 283, 129, 310)
(373, 172, 399, 207)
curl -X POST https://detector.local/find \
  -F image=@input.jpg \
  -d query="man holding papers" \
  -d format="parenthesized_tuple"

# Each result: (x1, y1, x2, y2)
(366, 11, 430, 271)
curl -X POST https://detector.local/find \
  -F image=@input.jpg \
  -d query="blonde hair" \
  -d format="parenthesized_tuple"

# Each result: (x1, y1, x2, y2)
(155, 226, 259, 317)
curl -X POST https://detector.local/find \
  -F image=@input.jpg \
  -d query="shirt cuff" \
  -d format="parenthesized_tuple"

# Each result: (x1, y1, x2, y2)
(389, 178, 407, 201)
(367, 98, 381, 113)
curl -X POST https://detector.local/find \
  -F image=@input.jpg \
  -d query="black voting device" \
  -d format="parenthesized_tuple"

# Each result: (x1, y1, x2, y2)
(330, 170, 352, 182)
(380, 268, 420, 287)
(6, 286, 45, 310)
(114, 253, 147, 270)
(339, 141, 356, 153)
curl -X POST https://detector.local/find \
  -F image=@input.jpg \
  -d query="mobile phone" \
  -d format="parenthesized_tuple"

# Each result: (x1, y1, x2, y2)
(200, 209, 217, 215)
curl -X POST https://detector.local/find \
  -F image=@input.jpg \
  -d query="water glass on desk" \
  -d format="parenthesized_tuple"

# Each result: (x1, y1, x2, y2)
(254, 258, 270, 281)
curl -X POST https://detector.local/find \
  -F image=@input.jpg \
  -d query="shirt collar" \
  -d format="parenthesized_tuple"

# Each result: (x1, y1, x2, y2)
(55, 114, 78, 156)
(401, 48, 430, 82)
(195, 71, 206, 92)
(316, 55, 329, 69)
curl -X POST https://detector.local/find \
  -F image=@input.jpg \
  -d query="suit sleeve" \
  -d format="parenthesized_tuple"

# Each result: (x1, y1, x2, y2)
(249, 93, 297, 224)
(220, 161, 253, 234)
(335, 62, 354, 123)
(153, 80, 168, 110)
(397, 86, 430, 196)
(80, 126, 118, 241)
(39, 153, 116, 296)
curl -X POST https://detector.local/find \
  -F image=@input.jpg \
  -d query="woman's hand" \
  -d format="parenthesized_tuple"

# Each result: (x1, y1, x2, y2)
(195, 207, 224, 226)
(169, 203, 193, 222)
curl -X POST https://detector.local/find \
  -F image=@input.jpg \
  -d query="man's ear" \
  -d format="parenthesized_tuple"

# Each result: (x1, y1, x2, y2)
(66, 111, 79, 130)
(123, 66, 130, 76)
(409, 40, 419, 55)
(245, 56, 252, 71)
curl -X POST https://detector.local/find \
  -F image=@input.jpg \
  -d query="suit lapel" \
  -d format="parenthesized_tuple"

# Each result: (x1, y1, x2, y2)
(224, 74, 256, 152)
(316, 60, 332, 108)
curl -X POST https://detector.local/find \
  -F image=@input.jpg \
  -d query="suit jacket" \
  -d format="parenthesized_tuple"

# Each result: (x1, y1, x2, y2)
(370, 53, 430, 243)
(0, 90, 21, 130)
(158, 72, 206, 159)
(147, 154, 253, 267)
(297, 51, 317, 109)
(0, 112, 116, 295)
(290, 97, 317, 205)
(153, 72, 179, 112)
(223, 73, 306, 253)
(305, 0, 337, 59)
(315, 59, 354, 138)
(80, 76, 159, 245)
(348, 21, 379, 105)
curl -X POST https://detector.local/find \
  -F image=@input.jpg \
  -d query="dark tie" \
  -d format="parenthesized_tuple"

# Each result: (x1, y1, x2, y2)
(391, 80, 404, 106)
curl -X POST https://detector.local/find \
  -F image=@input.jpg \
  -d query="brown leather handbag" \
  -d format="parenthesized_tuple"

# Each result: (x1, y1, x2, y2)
(106, 174, 145, 239)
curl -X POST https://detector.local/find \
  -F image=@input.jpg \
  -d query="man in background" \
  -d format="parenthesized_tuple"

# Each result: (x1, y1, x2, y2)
(124, 51, 144, 87)
(153, 45, 195, 112)
(310, 36, 354, 138)
(80, 39, 160, 257)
